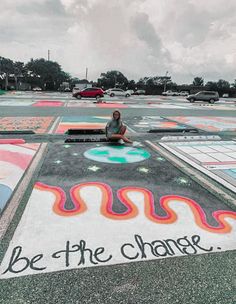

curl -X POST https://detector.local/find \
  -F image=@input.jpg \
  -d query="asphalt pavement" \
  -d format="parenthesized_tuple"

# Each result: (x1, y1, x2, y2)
(0, 92, 235, 304)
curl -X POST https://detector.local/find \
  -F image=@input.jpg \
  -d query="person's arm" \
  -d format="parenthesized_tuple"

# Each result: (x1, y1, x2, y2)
(105, 121, 110, 137)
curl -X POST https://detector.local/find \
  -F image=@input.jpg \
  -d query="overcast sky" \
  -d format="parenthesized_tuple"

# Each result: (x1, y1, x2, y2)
(1, 0, 236, 83)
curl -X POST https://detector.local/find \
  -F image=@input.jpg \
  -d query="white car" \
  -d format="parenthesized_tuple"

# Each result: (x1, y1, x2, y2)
(32, 87, 42, 91)
(106, 88, 131, 97)
(178, 91, 189, 96)
(222, 93, 229, 98)
(162, 90, 178, 96)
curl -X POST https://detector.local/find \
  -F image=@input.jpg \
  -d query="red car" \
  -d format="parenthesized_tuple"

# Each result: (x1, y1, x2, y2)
(72, 87, 104, 99)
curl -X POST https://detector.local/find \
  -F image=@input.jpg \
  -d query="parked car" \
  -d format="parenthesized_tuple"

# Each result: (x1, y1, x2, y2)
(162, 90, 178, 96)
(72, 87, 104, 99)
(106, 88, 131, 97)
(186, 91, 219, 103)
(133, 90, 146, 95)
(32, 87, 42, 91)
(222, 93, 229, 98)
(178, 91, 189, 96)
(126, 89, 135, 95)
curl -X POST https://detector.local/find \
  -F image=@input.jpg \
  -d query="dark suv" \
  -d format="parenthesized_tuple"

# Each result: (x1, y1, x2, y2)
(186, 91, 219, 103)
(72, 87, 104, 99)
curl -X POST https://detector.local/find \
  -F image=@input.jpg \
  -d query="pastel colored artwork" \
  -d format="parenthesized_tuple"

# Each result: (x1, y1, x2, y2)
(35, 182, 236, 234)
(1, 180, 235, 279)
(0, 143, 39, 212)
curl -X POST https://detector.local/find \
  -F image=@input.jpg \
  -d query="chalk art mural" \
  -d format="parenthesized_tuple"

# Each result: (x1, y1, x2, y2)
(1, 143, 235, 279)
(0, 100, 35, 106)
(159, 141, 236, 193)
(33, 100, 64, 107)
(0, 117, 54, 133)
(124, 116, 191, 133)
(84, 146, 150, 164)
(54, 116, 109, 134)
(0, 143, 40, 213)
(1, 181, 235, 279)
(167, 117, 236, 132)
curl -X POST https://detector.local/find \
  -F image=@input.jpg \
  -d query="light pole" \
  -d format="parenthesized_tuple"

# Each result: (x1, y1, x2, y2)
(163, 71, 168, 92)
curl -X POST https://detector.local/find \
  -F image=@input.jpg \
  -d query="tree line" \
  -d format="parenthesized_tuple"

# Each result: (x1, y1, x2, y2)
(0, 56, 236, 96)
(0, 56, 71, 91)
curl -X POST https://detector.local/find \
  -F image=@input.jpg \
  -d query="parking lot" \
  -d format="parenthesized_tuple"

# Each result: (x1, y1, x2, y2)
(0, 92, 236, 304)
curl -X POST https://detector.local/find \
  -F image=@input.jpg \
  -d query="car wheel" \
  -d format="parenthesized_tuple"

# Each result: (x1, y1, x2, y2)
(110, 93, 115, 97)
(76, 94, 81, 99)
(209, 99, 215, 104)
(125, 94, 130, 97)
(189, 98, 195, 103)
(96, 94, 101, 99)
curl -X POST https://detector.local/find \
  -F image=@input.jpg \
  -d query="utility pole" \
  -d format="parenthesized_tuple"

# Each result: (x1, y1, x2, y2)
(48, 50, 50, 61)
(85, 67, 88, 80)
(163, 71, 168, 92)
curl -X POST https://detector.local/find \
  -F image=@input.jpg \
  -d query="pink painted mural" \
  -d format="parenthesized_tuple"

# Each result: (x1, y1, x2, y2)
(0, 117, 54, 133)
(167, 117, 236, 132)
(54, 116, 109, 134)
(0, 143, 40, 213)
(33, 100, 64, 107)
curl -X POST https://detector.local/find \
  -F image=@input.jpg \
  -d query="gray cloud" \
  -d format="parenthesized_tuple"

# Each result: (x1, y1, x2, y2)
(0, 0, 72, 44)
(131, 13, 164, 56)
(17, 0, 67, 17)
(0, 0, 235, 83)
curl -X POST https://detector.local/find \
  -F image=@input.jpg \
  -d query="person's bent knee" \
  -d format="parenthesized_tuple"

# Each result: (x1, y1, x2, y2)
(120, 126, 126, 135)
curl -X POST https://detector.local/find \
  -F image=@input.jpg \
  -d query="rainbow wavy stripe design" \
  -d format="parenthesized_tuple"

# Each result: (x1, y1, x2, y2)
(35, 182, 236, 234)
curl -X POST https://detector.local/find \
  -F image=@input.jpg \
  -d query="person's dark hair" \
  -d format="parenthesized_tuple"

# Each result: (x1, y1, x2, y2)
(112, 110, 121, 120)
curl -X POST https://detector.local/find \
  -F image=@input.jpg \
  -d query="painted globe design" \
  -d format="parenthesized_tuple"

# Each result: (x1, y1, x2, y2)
(84, 146, 150, 164)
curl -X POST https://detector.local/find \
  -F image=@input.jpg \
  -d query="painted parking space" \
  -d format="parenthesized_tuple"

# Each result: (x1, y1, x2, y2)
(0, 142, 40, 213)
(0, 117, 55, 134)
(159, 140, 236, 193)
(54, 116, 109, 134)
(0, 100, 65, 107)
(0, 100, 35, 106)
(1, 142, 235, 279)
(32, 100, 64, 107)
(168, 117, 236, 132)
(124, 116, 193, 133)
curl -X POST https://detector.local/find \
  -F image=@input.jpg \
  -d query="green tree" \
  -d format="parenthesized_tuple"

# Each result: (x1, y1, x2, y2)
(193, 77, 204, 86)
(205, 81, 218, 91)
(136, 78, 145, 89)
(216, 79, 230, 90)
(25, 58, 70, 90)
(127, 80, 136, 90)
(137, 75, 172, 93)
(0, 56, 14, 90)
(98, 70, 128, 89)
(13, 61, 25, 90)
(69, 77, 80, 89)
(231, 80, 236, 88)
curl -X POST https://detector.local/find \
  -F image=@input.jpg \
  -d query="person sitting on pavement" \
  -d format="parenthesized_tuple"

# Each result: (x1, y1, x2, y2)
(105, 110, 132, 144)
